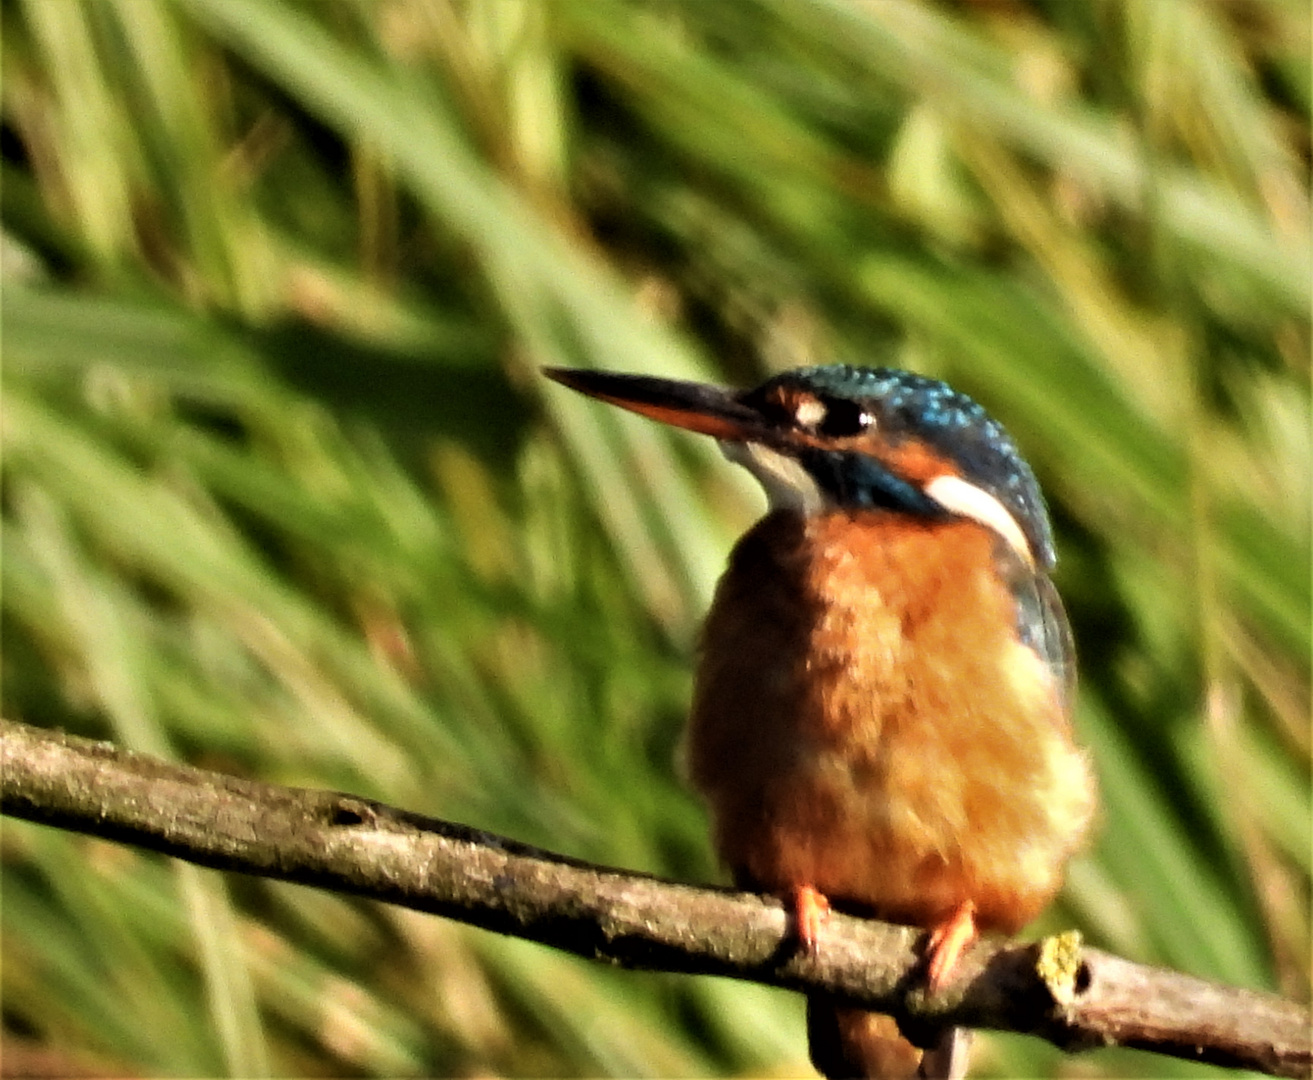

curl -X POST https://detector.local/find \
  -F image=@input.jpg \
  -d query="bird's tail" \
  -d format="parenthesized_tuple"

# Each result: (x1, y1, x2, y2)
(806, 997, 972, 1080)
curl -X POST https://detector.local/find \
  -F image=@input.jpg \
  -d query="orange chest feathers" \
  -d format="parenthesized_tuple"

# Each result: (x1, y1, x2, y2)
(686, 510, 1096, 933)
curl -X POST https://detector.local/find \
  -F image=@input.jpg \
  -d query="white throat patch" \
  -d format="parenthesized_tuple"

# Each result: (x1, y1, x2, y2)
(720, 441, 826, 515)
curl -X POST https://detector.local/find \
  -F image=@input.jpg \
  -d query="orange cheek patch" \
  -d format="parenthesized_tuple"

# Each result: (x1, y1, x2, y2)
(874, 438, 955, 485)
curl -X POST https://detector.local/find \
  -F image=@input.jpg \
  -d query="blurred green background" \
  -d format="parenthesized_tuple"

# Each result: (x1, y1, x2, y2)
(2, 0, 1308, 1076)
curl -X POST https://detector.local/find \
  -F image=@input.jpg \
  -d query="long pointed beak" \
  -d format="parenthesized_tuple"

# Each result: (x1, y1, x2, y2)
(544, 367, 769, 442)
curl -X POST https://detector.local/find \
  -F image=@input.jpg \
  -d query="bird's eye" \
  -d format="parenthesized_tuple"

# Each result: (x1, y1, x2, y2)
(818, 398, 872, 438)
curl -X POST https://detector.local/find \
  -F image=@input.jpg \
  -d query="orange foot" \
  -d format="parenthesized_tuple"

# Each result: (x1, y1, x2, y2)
(791, 884, 831, 956)
(926, 900, 977, 993)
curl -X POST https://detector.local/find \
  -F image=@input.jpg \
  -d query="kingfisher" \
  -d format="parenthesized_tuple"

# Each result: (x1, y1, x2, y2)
(546, 364, 1096, 1079)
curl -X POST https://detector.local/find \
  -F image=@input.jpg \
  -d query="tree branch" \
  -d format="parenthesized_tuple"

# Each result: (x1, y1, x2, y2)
(2, 719, 1307, 1078)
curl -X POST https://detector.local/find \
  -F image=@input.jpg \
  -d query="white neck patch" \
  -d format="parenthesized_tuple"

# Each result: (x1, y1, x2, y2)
(924, 474, 1033, 565)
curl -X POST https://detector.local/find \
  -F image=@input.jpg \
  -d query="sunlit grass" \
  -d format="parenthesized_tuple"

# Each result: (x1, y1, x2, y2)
(2, 1, 1307, 1076)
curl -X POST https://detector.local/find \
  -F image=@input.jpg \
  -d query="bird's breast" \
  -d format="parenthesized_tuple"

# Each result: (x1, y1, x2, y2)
(686, 510, 1095, 932)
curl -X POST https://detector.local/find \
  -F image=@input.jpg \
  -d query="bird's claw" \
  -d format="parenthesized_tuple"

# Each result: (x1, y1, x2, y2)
(926, 901, 977, 993)
(792, 884, 831, 956)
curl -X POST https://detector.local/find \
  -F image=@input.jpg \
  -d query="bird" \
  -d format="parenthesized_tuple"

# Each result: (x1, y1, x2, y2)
(546, 363, 1097, 1079)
